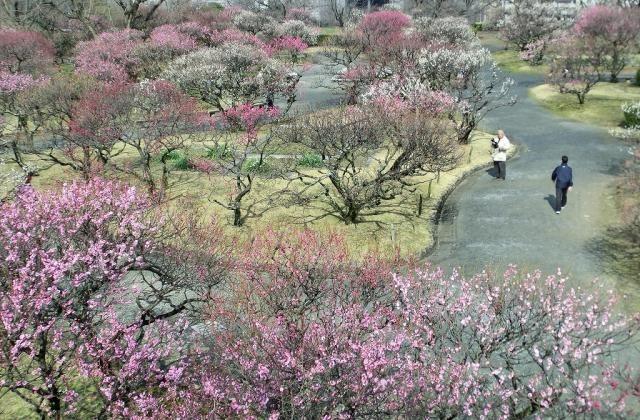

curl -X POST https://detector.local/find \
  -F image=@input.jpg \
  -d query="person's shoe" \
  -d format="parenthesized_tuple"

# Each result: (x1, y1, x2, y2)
(555, 210, 561, 214)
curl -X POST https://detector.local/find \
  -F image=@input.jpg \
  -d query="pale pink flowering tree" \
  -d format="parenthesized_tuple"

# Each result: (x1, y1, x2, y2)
(162, 43, 300, 112)
(0, 179, 230, 418)
(362, 75, 457, 117)
(0, 179, 229, 418)
(573, 5, 640, 83)
(0, 71, 50, 166)
(547, 33, 602, 104)
(0, 29, 55, 76)
(149, 24, 198, 54)
(74, 29, 145, 82)
(203, 103, 282, 226)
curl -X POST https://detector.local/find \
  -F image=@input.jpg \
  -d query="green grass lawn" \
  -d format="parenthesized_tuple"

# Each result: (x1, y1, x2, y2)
(492, 50, 549, 76)
(529, 82, 640, 128)
(477, 31, 507, 50)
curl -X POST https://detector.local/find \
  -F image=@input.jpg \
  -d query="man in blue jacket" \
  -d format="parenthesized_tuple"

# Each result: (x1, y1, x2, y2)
(551, 155, 573, 214)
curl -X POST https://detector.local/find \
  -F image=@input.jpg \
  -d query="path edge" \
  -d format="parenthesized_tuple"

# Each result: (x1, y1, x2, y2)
(421, 144, 520, 259)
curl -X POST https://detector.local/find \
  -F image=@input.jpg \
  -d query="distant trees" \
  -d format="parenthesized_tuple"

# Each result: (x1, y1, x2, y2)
(573, 5, 640, 83)
(328, 12, 514, 143)
(499, 0, 566, 51)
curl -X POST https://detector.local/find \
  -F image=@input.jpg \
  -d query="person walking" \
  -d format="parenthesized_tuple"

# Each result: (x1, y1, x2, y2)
(491, 129, 511, 180)
(551, 155, 573, 214)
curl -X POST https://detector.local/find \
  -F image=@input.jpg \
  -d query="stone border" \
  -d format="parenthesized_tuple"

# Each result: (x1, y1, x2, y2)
(421, 143, 520, 259)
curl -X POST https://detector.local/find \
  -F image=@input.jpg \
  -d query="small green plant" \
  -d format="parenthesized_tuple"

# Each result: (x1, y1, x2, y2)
(297, 153, 324, 168)
(242, 158, 271, 174)
(472, 22, 483, 33)
(165, 150, 183, 161)
(635, 69, 640, 87)
(206, 144, 232, 160)
(172, 155, 192, 170)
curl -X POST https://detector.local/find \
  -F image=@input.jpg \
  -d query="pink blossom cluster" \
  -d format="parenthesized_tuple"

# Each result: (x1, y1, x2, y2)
(149, 24, 198, 53)
(0, 70, 48, 94)
(209, 28, 266, 49)
(520, 39, 546, 65)
(2, 182, 640, 417)
(222, 103, 281, 134)
(75, 29, 145, 82)
(364, 76, 457, 116)
(265, 36, 308, 58)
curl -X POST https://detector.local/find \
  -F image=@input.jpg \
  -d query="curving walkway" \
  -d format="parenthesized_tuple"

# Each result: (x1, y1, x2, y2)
(427, 72, 639, 303)
(294, 53, 638, 304)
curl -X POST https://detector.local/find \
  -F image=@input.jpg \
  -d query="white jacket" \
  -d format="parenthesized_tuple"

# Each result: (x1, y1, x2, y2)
(492, 137, 511, 162)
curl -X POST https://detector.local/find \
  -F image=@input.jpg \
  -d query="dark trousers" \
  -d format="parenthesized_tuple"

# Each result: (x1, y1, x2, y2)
(555, 185, 569, 211)
(494, 161, 506, 179)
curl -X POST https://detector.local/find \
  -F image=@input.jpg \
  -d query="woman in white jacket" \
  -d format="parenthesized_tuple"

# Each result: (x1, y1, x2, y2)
(491, 130, 511, 180)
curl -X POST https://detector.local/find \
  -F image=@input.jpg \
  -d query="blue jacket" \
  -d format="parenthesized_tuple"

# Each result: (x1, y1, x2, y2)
(552, 164, 573, 188)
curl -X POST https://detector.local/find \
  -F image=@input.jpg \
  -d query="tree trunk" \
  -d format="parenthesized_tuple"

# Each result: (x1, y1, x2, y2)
(233, 205, 243, 226)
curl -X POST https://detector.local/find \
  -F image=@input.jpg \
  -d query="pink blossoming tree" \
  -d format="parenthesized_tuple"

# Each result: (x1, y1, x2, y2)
(0, 179, 230, 418)
(573, 5, 640, 83)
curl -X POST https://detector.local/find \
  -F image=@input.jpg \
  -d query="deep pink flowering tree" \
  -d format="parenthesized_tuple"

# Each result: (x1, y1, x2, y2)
(357, 10, 411, 47)
(0, 29, 55, 76)
(266, 36, 308, 64)
(573, 5, 640, 83)
(66, 80, 211, 194)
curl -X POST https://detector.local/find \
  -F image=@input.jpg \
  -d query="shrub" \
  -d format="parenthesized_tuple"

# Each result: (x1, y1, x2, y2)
(472, 22, 483, 32)
(636, 69, 640, 87)
(242, 157, 271, 173)
(166, 150, 192, 170)
(622, 101, 640, 127)
(297, 153, 323, 168)
(206, 144, 232, 160)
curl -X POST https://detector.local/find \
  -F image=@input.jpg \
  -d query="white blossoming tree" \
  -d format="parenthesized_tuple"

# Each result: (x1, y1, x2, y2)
(162, 44, 300, 113)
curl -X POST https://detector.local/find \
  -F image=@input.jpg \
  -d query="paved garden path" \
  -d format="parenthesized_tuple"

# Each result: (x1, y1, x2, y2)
(427, 72, 639, 302)
(293, 54, 638, 303)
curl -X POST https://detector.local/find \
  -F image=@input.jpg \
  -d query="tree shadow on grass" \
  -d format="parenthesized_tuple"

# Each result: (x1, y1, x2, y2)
(586, 217, 640, 285)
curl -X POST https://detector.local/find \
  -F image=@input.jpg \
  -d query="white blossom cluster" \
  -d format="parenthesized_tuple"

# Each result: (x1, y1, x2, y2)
(162, 44, 294, 110)
(233, 10, 274, 35)
(416, 46, 493, 89)
(498, 0, 569, 49)
(413, 16, 479, 48)
(622, 101, 640, 124)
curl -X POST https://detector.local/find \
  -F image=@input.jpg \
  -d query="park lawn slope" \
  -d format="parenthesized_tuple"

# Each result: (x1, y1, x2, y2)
(530, 83, 640, 128)
(1, 132, 503, 260)
(180, 131, 505, 259)
(492, 50, 549, 75)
